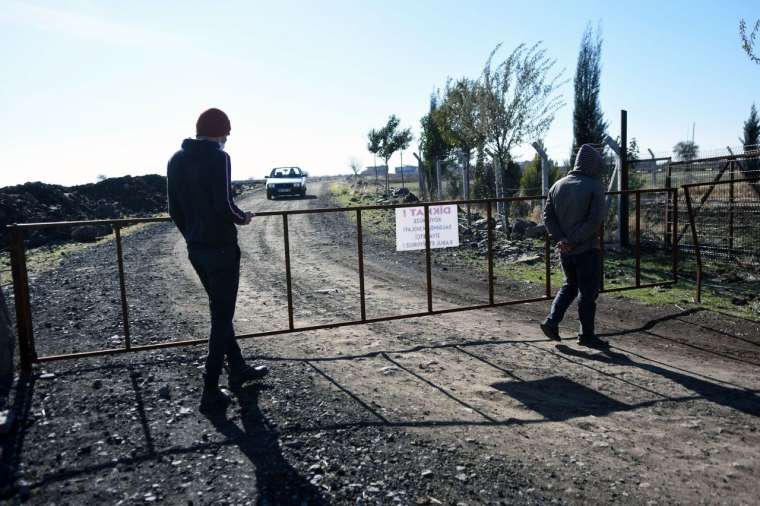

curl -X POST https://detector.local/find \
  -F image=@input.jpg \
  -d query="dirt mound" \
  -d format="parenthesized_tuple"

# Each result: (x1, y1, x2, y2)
(0, 175, 169, 248)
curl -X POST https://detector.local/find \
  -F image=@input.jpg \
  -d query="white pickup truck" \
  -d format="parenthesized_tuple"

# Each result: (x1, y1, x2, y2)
(265, 166, 308, 199)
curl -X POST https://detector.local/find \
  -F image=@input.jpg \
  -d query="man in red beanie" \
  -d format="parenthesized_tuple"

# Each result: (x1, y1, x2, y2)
(167, 108, 268, 413)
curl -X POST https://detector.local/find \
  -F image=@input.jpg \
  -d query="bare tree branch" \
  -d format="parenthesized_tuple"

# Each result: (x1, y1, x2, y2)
(740, 18, 760, 64)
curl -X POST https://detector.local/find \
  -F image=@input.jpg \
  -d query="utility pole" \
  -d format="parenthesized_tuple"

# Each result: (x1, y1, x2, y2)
(620, 109, 629, 247)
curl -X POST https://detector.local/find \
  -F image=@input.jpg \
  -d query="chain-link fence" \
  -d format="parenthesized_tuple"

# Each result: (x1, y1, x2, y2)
(682, 177, 760, 302)
(683, 178, 760, 265)
(628, 149, 760, 264)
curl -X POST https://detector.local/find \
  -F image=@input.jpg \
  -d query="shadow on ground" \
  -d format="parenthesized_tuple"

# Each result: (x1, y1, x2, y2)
(204, 384, 325, 505)
(555, 344, 760, 417)
(2, 307, 760, 500)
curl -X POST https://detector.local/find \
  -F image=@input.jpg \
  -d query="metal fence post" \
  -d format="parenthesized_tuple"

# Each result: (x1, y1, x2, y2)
(620, 109, 629, 247)
(356, 209, 366, 321)
(8, 226, 35, 371)
(113, 225, 131, 349)
(424, 204, 433, 312)
(282, 215, 294, 329)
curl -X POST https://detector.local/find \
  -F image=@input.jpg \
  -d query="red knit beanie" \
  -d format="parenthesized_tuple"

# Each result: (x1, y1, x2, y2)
(196, 108, 231, 137)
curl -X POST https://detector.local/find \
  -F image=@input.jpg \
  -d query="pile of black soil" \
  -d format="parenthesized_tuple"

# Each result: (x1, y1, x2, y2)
(0, 175, 168, 248)
(0, 176, 260, 250)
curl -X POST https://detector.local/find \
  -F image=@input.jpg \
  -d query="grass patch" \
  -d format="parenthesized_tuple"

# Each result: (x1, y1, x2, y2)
(329, 182, 397, 236)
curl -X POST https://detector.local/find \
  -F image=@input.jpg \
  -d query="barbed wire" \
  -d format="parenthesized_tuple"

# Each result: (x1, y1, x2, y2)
(517, 143, 760, 164)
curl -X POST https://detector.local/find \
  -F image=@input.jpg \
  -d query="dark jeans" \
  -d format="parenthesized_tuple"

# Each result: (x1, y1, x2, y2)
(545, 248, 601, 337)
(188, 244, 246, 385)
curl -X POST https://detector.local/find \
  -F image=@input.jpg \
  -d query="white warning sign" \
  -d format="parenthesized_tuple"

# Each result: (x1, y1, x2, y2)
(395, 204, 460, 251)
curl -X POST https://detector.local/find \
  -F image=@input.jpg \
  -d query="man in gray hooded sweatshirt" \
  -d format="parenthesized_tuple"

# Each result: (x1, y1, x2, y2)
(540, 143, 608, 348)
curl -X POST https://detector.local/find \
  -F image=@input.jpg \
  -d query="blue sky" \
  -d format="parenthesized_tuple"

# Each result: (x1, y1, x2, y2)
(1, 0, 758, 186)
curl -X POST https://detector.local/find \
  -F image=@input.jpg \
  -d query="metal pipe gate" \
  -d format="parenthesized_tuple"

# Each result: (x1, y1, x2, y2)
(5, 189, 678, 369)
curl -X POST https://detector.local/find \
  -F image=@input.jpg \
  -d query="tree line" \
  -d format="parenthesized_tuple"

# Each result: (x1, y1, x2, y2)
(364, 20, 760, 222)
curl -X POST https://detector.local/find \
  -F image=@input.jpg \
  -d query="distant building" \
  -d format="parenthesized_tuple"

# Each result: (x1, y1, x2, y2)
(394, 165, 418, 176)
(361, 165, 387, 177)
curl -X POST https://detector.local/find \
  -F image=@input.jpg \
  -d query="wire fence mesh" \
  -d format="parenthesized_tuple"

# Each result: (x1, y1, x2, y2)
(683, 178, 760, 267)
(628, 149, 760, 265)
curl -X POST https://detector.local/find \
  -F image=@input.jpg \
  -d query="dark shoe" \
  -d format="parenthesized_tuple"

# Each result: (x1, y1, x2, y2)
(199, 385, 231, 413)
(540, 321, 561, 342)
(577, 335, 609, 349)
(228, 364, 269, 390)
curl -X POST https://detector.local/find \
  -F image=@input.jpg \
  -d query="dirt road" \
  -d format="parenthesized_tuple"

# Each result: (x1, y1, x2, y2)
(3, 182, 760, 505)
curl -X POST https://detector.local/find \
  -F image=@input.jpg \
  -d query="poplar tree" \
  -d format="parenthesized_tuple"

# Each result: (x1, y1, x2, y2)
(741, 103, 760, 149)
(571, 23, 607, 162)
(741, 103, 760, 178)
(419, 93, 450, 198)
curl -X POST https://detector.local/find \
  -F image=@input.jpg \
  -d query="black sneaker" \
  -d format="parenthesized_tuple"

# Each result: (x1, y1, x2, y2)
(577, 335, 610, 349)
(228, 365, 269, 391)
(199, 386, 231, 413)
(540, 321, 561, 342)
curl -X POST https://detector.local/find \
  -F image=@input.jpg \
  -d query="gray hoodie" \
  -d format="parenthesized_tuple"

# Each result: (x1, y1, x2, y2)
(543, 144, 605, 255)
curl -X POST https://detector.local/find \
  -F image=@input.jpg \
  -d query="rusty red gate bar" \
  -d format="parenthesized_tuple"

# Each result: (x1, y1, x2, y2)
(599, 188, 679, 294)
(8, 226, 35, 370)
(424, 205, 433, 313)
(282, 214, 294, 330)
(677, 178, 758, 303)
(356, 209, 366, 321)
(7, 190, 677, 365)
(113, 225, 132, 349)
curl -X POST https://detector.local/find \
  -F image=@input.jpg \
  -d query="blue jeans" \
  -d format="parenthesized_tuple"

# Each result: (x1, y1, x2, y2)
(188, 244, 246, 385)
(545, 249, 601, 337)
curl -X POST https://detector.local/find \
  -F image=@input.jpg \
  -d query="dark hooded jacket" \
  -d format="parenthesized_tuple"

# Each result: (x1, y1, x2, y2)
(543, 144, 605, 255)
(167, 139, 247, 247)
